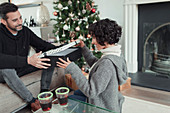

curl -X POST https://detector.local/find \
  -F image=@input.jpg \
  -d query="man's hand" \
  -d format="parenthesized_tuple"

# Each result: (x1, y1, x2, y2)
(27, 51, 51, 69)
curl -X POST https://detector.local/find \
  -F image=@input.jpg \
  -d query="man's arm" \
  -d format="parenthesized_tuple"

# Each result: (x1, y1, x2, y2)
(0, 53, 27, 69)
(0, 52, 52, 69)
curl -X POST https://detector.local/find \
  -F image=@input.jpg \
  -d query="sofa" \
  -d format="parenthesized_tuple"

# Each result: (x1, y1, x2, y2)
(0, 67, 65, 113)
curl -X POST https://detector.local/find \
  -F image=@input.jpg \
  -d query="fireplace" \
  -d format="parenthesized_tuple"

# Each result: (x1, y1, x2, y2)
(124, 0, 170, 91)
(145, 23, 170, 75)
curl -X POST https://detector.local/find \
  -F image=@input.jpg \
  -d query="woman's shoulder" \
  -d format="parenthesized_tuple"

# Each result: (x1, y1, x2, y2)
(99, 55, 126, 67)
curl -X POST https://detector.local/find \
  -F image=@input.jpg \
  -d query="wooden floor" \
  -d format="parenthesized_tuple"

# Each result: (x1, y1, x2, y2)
(121, 85, 170, 106)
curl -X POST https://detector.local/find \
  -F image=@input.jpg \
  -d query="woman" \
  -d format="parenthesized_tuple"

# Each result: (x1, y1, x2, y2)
(57, 18, 128, 113)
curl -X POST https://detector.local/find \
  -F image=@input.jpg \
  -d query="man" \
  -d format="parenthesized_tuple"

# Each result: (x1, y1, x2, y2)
(0, 2, 57, 111)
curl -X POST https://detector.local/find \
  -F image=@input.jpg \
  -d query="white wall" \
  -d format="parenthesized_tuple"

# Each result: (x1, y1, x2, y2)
(94, 0, 125, 54)
(94, 0, 124, 26)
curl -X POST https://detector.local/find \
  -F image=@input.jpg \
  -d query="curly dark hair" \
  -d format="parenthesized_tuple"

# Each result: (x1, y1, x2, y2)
(0, 2, 18, 20)
(88, 18, 122, 46)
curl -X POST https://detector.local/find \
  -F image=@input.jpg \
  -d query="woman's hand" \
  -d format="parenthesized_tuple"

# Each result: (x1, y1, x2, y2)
(71, 39, 85, 48)
(79, 40, 85, 48)
(56, 57, 71, 69)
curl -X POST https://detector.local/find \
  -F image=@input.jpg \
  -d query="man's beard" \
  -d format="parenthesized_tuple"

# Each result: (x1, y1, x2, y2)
(7, 22, 22, 32)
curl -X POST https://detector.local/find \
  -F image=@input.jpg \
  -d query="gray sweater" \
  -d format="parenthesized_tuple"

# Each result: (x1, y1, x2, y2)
(66, 46, 128, 113)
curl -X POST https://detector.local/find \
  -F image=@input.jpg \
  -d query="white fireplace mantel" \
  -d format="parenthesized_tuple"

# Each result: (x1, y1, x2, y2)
(124, 0, 170, 5)
(124, 0, 170, 73)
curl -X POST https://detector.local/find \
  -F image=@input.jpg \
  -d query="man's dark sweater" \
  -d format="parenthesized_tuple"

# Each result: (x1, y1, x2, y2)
(0, 23, 56, 72)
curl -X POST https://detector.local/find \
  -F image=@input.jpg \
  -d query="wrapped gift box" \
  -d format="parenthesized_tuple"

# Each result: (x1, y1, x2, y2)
(46, 47, 82, 67)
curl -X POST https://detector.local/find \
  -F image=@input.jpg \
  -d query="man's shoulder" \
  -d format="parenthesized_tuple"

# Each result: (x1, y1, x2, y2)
(0, 25, 5, 37)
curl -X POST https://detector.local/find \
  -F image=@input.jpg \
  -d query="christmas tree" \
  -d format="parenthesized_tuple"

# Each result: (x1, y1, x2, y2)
(52, 0, 101, 68)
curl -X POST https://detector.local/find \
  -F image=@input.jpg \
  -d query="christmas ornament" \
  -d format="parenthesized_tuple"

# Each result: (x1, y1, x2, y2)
(69, 12, 74, 18)
(75, 26, 80, 31)
(86, 25, 89, 29)
(68, 0, 72, 5)
(83, 17, 88, 22)
(53, 11, 58, 16)
(78, 35, 84, 39)
(78, 20, 82, 24)
(56, 35, 60, 43)
(86, 2, 91, 11)
(59, 17, 62, 20)
(54, 0, 57, 4)
(92, 2, 95, 7)
(77, 0, 80, 3)
(62, 33, 66, 37)
(82, 7, 86, 14)
(69, 31, 76, 38)
(87, 34, 91, 38)
(55, 31, 58, 35)
(78, 12, 81, 16)
(63, 24, 69, 30)
(66, 18, 69, 21)
(93, 20, 97, 23)
(73, 18, 78, 21)
(63, 7, 68, 10)
(81, 67, 85, 71)
(58, 3, 63, 9)
(91, 8, 96, 13)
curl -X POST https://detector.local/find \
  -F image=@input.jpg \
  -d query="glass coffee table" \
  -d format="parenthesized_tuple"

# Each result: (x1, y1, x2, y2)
(34, 97, 116, 113)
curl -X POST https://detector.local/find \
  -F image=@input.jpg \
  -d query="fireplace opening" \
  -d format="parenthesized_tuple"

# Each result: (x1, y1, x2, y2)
(142, 23, 170, 76)
(129, 1, 170, 92)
